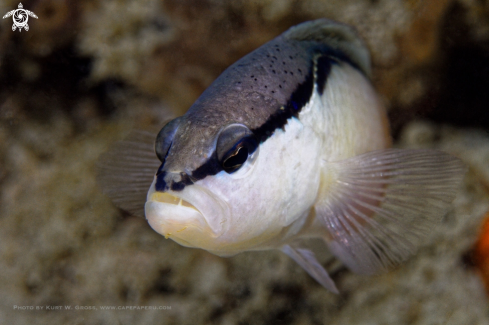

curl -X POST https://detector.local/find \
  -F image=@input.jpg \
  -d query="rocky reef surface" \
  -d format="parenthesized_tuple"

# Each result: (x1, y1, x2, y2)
(1, 0, 489, 324)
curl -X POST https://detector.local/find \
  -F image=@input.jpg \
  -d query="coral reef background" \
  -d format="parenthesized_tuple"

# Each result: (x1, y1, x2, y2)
(1, 0, 489, 324)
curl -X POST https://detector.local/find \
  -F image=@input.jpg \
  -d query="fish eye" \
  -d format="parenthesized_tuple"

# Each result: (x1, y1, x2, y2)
(217, 124, 258, 174)
(155, 117, 183, 163)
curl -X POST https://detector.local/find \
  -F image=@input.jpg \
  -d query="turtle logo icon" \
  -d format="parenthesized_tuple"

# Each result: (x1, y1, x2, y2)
(3, 3, 38, 32)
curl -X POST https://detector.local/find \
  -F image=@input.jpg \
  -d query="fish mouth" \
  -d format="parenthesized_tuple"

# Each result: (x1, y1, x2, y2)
(145, 197, 208, 243)
(149, 192, 198, 211)
(145, 180, 227, 248)
(145, 190, 209, 244)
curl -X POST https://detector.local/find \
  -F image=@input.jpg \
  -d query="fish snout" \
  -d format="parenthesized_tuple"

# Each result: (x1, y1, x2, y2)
(155, 168, 194, 192)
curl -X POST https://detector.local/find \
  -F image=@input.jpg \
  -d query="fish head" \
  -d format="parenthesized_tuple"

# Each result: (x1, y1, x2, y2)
(145, 110, 321, 256)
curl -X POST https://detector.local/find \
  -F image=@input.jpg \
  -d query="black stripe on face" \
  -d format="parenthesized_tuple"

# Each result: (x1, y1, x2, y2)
(191, 152, 221, 181)
(155, 153, 221, 192)
(157, 54, 334, 192)
(155, 165, 167, 191)
(155, 170, 167, 191)
(155, 165, 194, 192)
(316, 55, 332, 95)
(252, 59, 316, 142)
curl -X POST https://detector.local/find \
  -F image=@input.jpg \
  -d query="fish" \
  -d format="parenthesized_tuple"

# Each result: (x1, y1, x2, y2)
(97, 19, 466, 293)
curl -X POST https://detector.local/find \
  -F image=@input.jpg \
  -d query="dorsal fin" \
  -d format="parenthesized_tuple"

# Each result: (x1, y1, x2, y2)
(283, 19, 371, 77)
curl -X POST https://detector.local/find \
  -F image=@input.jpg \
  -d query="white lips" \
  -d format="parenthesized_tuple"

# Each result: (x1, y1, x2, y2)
(144, 179, 218, 249)
(149, 192, 198, 211)
(144, 178, 232, 250)
(145, 198, 207, 240)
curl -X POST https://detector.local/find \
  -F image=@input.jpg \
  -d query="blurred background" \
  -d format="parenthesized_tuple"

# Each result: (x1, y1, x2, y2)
(1, 0, 489, 324)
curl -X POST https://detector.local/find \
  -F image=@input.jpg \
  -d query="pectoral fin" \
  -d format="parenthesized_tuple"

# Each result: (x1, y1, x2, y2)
(281, 244, 339, 293)
(316, 149, 465, 275)
(96, 130, 160, 217)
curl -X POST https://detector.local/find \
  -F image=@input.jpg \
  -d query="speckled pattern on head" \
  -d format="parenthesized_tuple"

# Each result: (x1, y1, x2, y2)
(156, 19, 371, 192)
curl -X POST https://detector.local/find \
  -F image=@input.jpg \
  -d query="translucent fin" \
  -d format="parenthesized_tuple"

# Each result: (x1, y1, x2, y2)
(282, 244, 339, 293)
(316, 149, 466, 275)
(96, 131, 159, 217)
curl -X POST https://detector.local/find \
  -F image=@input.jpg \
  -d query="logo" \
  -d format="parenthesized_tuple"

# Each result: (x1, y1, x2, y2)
(3, 3, 38, 32)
